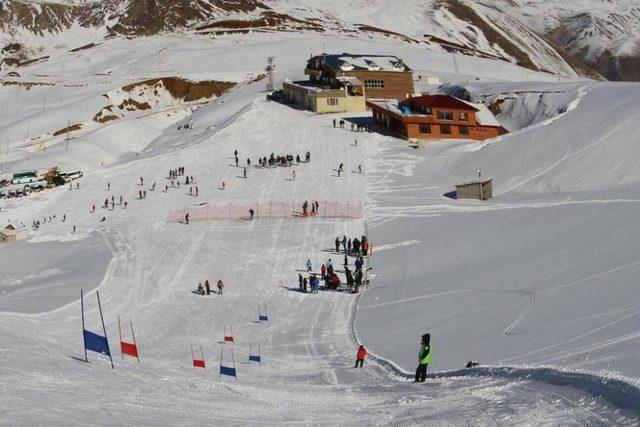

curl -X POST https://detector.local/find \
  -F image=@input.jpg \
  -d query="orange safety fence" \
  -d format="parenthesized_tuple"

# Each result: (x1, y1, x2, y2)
(167, 201, 363, 223)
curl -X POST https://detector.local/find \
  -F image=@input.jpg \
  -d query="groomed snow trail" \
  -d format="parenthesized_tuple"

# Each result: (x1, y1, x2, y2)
(1, 81, 639, 424)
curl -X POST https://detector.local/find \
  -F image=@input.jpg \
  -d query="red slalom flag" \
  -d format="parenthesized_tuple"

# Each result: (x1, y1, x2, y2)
(121, 341, 138, 358)
(192, 344, 206, 370)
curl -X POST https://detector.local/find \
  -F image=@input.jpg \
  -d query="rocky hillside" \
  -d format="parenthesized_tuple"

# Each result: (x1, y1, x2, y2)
(1, 0, 638, 81)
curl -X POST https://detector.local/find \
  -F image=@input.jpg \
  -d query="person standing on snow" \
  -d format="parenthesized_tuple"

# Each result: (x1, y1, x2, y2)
(354, 345, 367, 367)
(415, 334, 432, 382)
(205, 279, 211, 296)
(217, 280, 224, 295)
(185, 213, 190, 225)
(321, 264, 327, 278)
(335, 237, 341, 252)
(298, 273, 304, 292)
(306, 259, 312, 272)
(342, 235, 347, 252)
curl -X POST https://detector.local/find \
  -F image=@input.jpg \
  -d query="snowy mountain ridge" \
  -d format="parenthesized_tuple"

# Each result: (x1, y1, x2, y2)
(2, 0, 639, 80)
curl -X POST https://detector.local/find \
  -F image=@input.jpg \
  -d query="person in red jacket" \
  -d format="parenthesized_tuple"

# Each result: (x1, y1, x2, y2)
(354, 345, 367, 368)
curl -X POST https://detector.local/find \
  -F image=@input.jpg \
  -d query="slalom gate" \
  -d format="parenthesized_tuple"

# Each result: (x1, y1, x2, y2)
(166, 201, 363, 223)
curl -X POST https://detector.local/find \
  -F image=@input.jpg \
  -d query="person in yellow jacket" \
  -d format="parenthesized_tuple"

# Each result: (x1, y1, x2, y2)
(414, 333, 432, 382)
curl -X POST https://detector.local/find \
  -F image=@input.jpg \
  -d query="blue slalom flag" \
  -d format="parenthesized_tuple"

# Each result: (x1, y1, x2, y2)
(83, 329, 111, 356)
(249, 355, 261, 363)
(258, 315, 268, 321)
(220, 365, 237, 378)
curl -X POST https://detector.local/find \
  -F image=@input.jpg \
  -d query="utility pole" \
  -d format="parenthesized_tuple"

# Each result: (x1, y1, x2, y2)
(266, 57, 275, 92)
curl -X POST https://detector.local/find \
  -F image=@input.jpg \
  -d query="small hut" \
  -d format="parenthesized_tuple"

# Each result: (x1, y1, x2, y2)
(455, 178, 493, 201)
(0, 224, 28, 243)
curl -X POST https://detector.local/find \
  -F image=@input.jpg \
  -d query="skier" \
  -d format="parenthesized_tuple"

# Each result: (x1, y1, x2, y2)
(354, 138, 358, 147)
(140, 177, 144, 186)
(342, 235, 347, 252)
(358, 165, 362, 173)
(321, 264, 327, 278)
(302, 201, 308, 217)
(347, 238, 352, 253)
(124, 201, 128, 209)
(306, 259, 312, 272)
(247, 158, 251, 166)
(152, 183, 156, 191)
(190, 187, 193, 196)
(235, 156, 239, 167)
(302, 277, 308, 293)
(354, 345, 367, 367)
(339, 163, 344, 173)
(333, 118, 336, 128)
(185, 213, 190, 224)
(292, 170, 296, 180)
(234, 149, 238, 157)
(327, 259, 334, 276)
(362, 241, 369, 257)
(415, 334, 432, 383)
(344, 255, 348, 269)
(119, 195, 123, 205)
(249, 208, 255, 221)
(92, 204, 96, 213)
(205, 279, 211, 296)
(73, 225, 76, 233)
(196, 283, 204, 295)
(298, 273, 304, 292)
(310, 274, 319, 294)
(335, 237, 341, 252)
(195, 186, 198, 197)
(217, 279, 224, 295)
(107, 182, 110, 191)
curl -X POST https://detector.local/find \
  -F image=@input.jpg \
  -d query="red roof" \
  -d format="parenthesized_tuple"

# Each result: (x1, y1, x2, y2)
(407, 94, 478, 111)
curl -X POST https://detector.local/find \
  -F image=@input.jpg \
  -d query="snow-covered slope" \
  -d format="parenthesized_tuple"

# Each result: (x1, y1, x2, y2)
(1, 31, 640, 424)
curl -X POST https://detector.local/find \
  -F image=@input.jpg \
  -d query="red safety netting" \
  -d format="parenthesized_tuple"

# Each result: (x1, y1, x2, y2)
(167, 201, 363, 223)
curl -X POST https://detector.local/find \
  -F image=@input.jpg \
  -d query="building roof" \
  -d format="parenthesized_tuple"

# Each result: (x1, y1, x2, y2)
(460, 101, 501, 127)
(318, 53, 411, 72)
(408, 94, 479, 111)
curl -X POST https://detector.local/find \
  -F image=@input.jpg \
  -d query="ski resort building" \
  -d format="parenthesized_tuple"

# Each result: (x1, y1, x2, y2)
(0, 224, 27, 243)
(303, 53, 414, 100)
(367, 94, 507, 142)
(283, 76, 366, 114)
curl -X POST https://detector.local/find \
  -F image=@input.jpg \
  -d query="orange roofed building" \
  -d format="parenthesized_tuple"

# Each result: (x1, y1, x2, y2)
(367, 94, 507, 142)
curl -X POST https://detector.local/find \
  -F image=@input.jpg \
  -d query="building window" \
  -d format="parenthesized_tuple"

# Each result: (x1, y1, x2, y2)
(365, 79, 384, 88)
(459, 125, 469, 135)
(437, 110, 453, 120)
(440, 124, 451, 134)
(459, 112, 469, 121)
(326, 98, 339, 106)
(419, 124, 431, 134)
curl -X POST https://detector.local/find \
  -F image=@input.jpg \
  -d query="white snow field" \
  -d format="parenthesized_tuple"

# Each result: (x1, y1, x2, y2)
(1, 33, 640, 425)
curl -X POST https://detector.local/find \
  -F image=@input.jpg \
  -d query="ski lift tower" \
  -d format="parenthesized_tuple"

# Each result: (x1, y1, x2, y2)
(266, 57, 275, 91)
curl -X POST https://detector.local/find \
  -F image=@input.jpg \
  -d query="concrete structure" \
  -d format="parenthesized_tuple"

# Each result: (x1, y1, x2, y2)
(304, 53, 414, 100)
(283, 76, 366, 114)
(455, 178, 493, 200)
(0, 224, 28, 243)
(367, 94, 507, 142)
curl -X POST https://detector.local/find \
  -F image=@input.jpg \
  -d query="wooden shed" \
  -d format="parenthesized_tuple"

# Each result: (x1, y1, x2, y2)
(455, 178, 493, 201)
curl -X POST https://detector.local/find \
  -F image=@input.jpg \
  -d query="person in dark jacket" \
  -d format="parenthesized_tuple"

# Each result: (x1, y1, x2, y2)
(354, 345, 367, 367)
(335, 237, 341, 252)
(415, 333, 432, 382)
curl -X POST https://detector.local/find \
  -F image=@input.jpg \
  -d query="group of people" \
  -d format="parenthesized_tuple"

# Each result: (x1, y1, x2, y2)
(334, 235, 370, 257)
(332, 118, 370, 133)
(352, 332, 433, 381)
(168, 167, 186, 179)
(195, 279, 225, 296)
(254, 151, 311, 168)
(301, 200, 320, 217)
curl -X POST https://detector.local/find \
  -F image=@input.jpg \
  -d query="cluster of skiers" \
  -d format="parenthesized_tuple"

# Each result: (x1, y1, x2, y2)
(168, 167, 186, 179)
(334, 234, 370, 257)
(333, 118, 369, 132)
(253, 151, 311, 168)
(301, 200, 320, 216)
(195, 279, 225, 295)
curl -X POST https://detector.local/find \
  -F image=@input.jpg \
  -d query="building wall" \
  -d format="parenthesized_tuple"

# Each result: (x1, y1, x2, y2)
(456, 181, 493, 200)
(369, 103, 501, 142)
(316, 90, 366, 113)
(342, 70, 414, 100)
